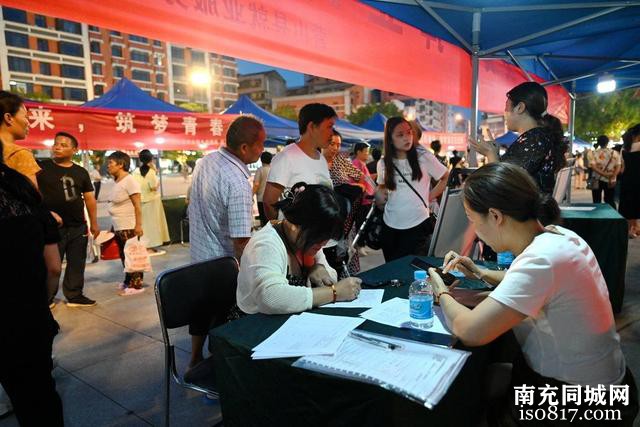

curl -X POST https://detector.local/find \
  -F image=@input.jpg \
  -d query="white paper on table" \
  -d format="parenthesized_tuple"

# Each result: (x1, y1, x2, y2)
(251, 312, 365, 360)
(359, 297, 452, 336)
(322, 289, 384, 308)
(559, 206, 596, 211)
(294, 332, 470, 409)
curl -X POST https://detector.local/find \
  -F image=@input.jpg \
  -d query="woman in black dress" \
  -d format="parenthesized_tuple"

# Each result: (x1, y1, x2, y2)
(471, 82, 567, 194)
(619, 123, 640, 238)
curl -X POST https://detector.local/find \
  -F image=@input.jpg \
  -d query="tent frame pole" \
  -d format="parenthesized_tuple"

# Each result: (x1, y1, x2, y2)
(468, 11, 481, 167)
(158, 150, 164, 199)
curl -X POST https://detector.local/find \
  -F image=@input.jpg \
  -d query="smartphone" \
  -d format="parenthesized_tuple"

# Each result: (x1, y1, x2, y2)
(410, 258, 458, 286)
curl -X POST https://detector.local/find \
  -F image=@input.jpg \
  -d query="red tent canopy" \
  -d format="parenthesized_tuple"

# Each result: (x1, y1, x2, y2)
(8, 0, 569, 121)
(24, 101, 238, 151)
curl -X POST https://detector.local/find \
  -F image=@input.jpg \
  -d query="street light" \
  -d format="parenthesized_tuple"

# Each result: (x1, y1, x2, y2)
(190, 69, 210, 87)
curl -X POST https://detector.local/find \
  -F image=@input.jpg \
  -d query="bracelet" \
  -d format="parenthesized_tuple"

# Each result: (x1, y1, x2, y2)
(331, 284, 337, 303)
(436, 291, 454, 304)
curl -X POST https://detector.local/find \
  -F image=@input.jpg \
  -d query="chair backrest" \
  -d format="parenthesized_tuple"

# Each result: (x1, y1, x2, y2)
(552, 166, 573, 205)
(428, 187, 477, 258)
(155, 257, 239, 331)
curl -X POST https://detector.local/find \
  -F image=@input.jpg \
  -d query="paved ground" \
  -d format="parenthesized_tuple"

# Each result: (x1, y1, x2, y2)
(1, 187, 639, 426)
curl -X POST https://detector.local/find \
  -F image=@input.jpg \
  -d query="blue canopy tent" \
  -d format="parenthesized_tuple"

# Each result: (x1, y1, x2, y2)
(361, 112, 388, 132)
(223, 95, 299, 138)
(335, 119, 383, 140)
(362, 1, 640, 163)
(82, 78, 187, 112)
(494, 131, 519, 147)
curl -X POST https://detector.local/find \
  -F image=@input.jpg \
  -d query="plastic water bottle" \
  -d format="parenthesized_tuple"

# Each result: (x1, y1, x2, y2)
(409, 270, 434, 329)
(497, 251, 515, 270)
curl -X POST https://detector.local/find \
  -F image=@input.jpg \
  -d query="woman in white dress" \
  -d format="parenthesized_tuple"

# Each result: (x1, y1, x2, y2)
(133, 150, 169, 254)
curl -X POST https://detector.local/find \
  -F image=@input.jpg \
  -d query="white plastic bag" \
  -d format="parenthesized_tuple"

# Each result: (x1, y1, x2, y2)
(123, 236, 152, 273)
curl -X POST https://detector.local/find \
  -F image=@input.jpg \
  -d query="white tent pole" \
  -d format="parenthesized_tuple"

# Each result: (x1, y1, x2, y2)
(158, 150, 164, 198)
(569, 81, 577, 152)
(468, 12, 481, 167)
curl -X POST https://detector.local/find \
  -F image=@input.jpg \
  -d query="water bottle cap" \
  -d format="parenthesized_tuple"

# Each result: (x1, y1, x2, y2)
(414, 270, 427, 280)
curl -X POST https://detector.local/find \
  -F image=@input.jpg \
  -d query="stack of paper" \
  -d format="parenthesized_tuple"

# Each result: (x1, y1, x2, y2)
(251, 312, 365, 360)
(321, 289, 384, 308)
(359, 297, 452, 336)
(294, 332, 470, 409)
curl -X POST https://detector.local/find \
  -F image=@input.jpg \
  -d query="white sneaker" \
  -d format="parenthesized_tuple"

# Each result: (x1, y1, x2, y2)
(116, 283, 127, 291)
(118, 287, 145, 296)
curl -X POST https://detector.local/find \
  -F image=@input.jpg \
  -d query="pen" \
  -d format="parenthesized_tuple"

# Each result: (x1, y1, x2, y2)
(349, 331, 402, 351)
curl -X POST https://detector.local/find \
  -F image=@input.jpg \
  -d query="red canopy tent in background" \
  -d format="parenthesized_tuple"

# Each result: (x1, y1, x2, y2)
(8, 0, 569, 127)
(23, 101, 238, 151)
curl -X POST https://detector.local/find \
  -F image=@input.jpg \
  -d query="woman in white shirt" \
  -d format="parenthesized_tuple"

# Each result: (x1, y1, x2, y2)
(430, 162, 637, 425)
(375, 117, 449, 261)
(107, 151, 144, 296)
(133, 149, 169, 253)
(237, 182, 362, 315)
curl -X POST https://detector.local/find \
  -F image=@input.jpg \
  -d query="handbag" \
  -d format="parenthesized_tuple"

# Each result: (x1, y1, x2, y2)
(393, 164, 437, 234)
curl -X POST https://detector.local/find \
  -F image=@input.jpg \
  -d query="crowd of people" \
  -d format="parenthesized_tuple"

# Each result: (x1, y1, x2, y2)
(1, 77, 639, 425)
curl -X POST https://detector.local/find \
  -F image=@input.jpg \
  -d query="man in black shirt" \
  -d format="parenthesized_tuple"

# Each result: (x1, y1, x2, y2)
(37, 132, 99, 307)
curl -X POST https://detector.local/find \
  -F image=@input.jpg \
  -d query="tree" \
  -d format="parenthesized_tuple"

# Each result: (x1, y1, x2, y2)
(347, 102, 401, 125)
(273, 105, 298, 121)
(177, 102, 208, 113)
(575, 88, 640, 141)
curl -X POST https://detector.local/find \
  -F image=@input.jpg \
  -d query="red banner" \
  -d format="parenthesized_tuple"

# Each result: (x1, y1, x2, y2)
(421, 132, 468, 153)
(8, 1, 569, 121)
(23, 102, 238, 151)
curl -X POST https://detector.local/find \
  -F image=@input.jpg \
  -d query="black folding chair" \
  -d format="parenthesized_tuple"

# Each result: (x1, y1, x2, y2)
(154, 256, 239, 427)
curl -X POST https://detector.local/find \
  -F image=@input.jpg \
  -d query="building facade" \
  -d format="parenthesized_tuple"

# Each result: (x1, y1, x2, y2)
(273, 84, 370, 118)
(238, 70, 286, 110)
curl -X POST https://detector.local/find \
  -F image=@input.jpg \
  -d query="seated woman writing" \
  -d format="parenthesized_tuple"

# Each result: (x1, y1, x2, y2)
(237, 182, 362, 315)
(430, 162, 637, 425)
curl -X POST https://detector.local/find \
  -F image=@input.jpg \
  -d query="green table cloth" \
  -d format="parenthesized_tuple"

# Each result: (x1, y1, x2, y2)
(560, 203, 628, 312)
(209, 256, 495, 427)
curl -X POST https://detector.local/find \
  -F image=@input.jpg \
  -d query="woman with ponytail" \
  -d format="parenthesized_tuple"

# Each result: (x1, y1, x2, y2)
(236, 182, 362, 315)
(133, 149, 169, 253)
(471, 82, 568, 193)
(428, 163, 636, 426)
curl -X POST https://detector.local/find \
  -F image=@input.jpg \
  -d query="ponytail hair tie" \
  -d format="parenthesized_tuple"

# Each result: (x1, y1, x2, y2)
(541, 110, 548, 117)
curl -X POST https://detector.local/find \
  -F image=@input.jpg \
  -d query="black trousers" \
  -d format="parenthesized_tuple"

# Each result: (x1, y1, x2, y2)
(380, 218, 431, 262)
(592, 184, 616, 209)
(55, 224, 88, 302)
(93, 181, 101, 200)
(0, 332, 63, 426)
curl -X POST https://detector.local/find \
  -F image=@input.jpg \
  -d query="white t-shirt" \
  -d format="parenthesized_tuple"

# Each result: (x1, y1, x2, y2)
(237, 222, 337, 315)
(108, 174, 141, 231)
(268, 143, 333, 192)
(490, 226, 625, 386)
(376, 150, 447, 229)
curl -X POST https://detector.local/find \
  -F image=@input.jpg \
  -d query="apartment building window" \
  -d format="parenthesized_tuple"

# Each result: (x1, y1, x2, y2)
(132, 70, 151, 82)
(191, 50, 205, 64)
(155, 74, 164, 84)
(90, 41, 101, 54)
(130, 50, 149, 63)
(7, 57, 31, 73)
(55, 19, 81, 34)
(153, 40, 162, 47)
(40, 85, 54, 98)
(61, 64, 85, 79)
(193, 87, 207, 101)
(156, 92, 165, 101)
(222, 55, 234, 61)
(113, 65, 124, 78)
(215, 82, 221, 92)
(223, 84, 237, 94)
(63, 87, 87, 101)
(111, 45, 123, 57)
(172, 65, 185, 78)
(37, 39, 49, 52)
(214, 99, 222, 108)
(92, 63, 103, 75)
(59, 41, 84, 57)
(171, 46, 184, 61)
(223, 68, 236, 78)
(129, 35, 148, 44)
(4, 31, 28, 48)
(39, 62, 52, 76)
(88, 25, 100, 32)
(12, 82, 33, 94)
(174, 83, 187, 96)
(110, 31, 121, 37)
(34, 15, 47, 28)
(2, 8, 27, 24)
(224, 100, 234, 108)
(94, 85, 105, 96)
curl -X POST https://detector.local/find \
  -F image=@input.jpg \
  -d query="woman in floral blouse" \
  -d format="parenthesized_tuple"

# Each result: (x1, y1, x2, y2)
(471, 82, 567, 194)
